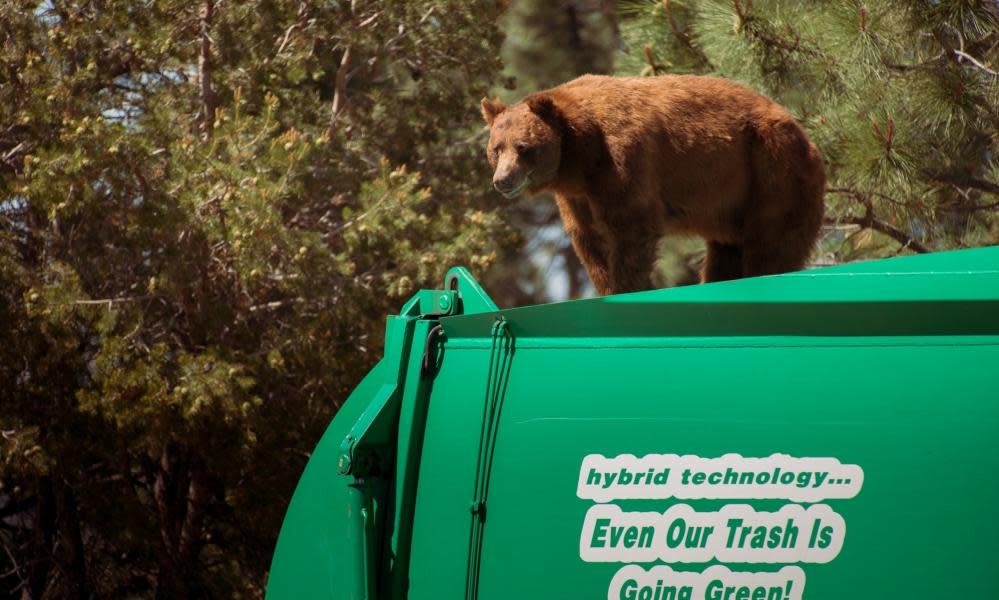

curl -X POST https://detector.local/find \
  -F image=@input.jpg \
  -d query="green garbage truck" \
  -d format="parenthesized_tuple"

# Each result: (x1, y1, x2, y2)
(266, 246, 999, 599)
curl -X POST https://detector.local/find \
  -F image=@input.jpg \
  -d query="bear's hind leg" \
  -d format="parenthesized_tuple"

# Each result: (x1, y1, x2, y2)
(741, 194, 823, 278)
(743, 118, 825, 278)
(741, 231, 813, 277)
(741, 188, 823, 277)
(701, 242, 743, 283)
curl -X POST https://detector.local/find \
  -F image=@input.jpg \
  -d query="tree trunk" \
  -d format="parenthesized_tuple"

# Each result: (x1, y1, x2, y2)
(24, 477, 55, 600)
(153, 444, 207, 600)
(55, 481, 89, 600)
(198, 0, 218, 139)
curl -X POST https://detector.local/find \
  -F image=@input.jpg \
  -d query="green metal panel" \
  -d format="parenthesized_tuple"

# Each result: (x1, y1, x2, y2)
(266, 269, 494, 599)
(413, 345, 998, 599)
(267, 358, 387, 599)
(269, 246, 999, 600)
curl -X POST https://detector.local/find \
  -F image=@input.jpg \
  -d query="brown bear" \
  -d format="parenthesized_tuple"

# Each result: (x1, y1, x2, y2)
(481, 74, 825, 295)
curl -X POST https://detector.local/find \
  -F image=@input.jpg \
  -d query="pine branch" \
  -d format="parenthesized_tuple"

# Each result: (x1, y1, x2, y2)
(956, 200, 999, 212)
(727, 0, 820, 75)
(662, 0, 693, 50)
(825, 214, 931, 254)
(731, 0, 751, 22)
(641, 44, 668, 76)
(932, 23, 999, 77)
(929, 172, 999, 197)
(954, 50, 999, 77)
(826, 188, 931, 253)
(885, 54, 946, 72)
(862, 216, 930, 253)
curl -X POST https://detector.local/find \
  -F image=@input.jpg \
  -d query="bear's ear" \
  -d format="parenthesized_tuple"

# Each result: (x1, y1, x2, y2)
(480, 97, 506, 126)
(526, 94, 560, 124)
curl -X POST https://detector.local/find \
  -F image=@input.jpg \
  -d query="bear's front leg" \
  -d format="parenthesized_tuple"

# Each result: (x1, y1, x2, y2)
(555, 195, 613, 295)
(606, 226, 660, 294)
(568, 227, 611, 296)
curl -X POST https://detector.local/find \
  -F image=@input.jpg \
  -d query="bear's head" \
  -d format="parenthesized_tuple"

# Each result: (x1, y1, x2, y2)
(481, 95, 562, 198)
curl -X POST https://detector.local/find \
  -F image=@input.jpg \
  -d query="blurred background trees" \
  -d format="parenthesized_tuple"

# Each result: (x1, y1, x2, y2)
(1, 0, 508, 596)
(1, 0, 997, 597)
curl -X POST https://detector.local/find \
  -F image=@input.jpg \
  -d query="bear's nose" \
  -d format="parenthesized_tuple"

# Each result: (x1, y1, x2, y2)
(493, 172, 518, 194)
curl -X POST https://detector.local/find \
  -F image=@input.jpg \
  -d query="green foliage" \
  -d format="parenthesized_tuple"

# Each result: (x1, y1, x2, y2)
(1, 0, 509, 596)
(501, 0, 618, 94)
(617, 0, 999, 270)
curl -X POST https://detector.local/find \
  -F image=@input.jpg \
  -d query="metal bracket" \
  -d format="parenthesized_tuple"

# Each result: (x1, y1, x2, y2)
(335, 284, 473, 476)
(335, 270, 496, 476)
(444, 267, 499, 315)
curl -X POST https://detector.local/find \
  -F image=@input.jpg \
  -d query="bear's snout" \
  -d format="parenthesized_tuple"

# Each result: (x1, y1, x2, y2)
(492, 166, 531, 198)
(493, 156, 531, 198)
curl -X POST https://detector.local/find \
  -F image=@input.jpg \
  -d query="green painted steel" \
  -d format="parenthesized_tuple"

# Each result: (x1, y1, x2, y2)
(267, 246, 999, 600)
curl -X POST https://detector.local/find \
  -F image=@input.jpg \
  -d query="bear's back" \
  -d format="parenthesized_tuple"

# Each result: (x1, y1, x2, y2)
(552, 74, 794, 137)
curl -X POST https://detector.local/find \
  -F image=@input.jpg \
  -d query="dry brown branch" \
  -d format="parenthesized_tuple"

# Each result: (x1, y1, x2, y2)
(930, 172, 999, 197)
(731, 0, 751, 22)
(662, 0, 692, 48)
(641, 44, 668, 76)
(954, 49, 999, 77)
(275, 2, 309, 56)
(198, 0, 218, 139)
(825, 188, 931, 253)
(329, 46, 352, 132)
(73, 295, 150, 306)
(824, 215, 931, 253)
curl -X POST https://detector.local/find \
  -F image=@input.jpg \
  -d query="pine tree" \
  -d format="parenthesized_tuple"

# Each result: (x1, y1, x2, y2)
(502, 0, 618, 91)
(0, 0, 509, 596)
(617, 0, 999, 279)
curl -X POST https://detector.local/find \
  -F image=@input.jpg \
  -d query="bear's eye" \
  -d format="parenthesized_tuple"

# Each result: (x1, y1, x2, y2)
(514, 142, 533, 157)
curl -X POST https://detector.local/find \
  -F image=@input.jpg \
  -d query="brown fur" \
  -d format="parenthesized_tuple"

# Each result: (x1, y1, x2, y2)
(481, 75, 825, 295)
